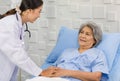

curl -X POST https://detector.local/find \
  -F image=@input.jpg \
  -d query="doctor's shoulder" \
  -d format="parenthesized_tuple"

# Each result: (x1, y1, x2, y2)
(0, 14, 17, 23)
(0, 14, 18, 28)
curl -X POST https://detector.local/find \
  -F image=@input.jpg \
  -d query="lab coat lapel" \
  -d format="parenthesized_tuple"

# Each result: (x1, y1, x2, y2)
(16, 12, 24, 40)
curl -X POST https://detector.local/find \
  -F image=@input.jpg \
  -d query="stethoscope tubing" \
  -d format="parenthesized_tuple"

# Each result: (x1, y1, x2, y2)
(16, 13, 31, 39)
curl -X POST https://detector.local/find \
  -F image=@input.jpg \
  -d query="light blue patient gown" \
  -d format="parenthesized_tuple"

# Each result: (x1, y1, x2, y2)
(53, 48, 109, 81)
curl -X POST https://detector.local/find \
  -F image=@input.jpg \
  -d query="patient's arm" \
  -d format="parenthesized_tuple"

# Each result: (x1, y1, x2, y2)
(51, 67, 102, 81)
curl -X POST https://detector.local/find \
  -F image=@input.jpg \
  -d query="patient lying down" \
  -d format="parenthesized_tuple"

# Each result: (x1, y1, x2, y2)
(26, 21, 109, 81)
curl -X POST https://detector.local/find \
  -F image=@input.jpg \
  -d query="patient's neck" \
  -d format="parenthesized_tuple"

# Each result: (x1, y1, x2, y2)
(78, 46, 92, 53)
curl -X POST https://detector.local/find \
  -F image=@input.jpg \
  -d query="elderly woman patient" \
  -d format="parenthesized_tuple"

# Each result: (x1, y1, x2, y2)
(27, 21, 109, 81)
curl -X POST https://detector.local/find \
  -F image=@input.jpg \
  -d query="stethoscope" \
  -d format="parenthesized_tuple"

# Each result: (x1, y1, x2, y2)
(16, 13, 31, 40)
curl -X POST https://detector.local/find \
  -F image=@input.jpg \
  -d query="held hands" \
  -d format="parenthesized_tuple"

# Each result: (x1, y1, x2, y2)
(40, 66, 68, 77)
(40, 66, 59, 77)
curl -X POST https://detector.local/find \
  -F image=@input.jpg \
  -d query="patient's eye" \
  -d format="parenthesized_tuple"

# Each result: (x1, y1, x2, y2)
(86, 32, 91, 36)
(80, 31, 84, 34)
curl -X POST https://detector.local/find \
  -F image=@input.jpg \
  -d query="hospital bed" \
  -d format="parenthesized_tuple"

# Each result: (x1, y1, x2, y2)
(41, 27, 120, 81)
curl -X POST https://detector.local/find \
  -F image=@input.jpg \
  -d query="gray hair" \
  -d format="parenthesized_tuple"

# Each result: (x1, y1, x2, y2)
(78, 21, 102, 47)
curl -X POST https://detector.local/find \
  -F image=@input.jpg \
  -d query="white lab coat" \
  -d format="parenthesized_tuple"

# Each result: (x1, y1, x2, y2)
(0, 12, 42, 81)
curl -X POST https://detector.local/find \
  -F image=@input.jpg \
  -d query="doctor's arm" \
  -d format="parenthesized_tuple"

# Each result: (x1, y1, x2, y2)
(0, 24, 42, 76)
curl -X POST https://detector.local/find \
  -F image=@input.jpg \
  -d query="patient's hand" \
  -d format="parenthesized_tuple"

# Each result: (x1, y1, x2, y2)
(41, 67, 69, 77)
(50, 68, 69, 77)
(40, 66, 59, 77)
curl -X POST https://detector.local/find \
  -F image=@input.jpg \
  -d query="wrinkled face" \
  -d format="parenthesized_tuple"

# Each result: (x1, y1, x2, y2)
(27, 5, 43, 23)
(78, 26, 96, 48)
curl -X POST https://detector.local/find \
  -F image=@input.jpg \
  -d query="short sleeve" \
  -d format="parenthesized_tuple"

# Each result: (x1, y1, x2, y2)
(91, 51, 109, 80)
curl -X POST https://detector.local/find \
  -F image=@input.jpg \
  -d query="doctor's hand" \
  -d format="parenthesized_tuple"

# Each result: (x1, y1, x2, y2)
(39, 66, 59, 77)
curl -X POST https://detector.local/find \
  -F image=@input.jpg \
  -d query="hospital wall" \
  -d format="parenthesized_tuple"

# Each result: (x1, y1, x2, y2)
(0, 0, 120, 81)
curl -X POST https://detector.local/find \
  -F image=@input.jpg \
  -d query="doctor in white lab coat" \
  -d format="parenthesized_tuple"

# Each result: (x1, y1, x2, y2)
(0, 0, 55, 81)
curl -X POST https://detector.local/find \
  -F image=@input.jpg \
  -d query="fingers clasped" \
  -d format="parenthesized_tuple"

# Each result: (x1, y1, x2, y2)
(40, 66, 60, 77)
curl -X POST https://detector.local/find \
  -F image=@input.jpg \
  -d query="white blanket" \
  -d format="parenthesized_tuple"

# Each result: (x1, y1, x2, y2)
(25, 76, 69, 81)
